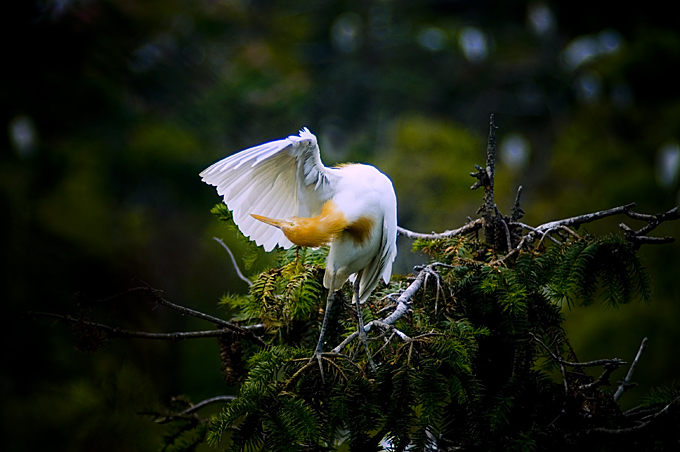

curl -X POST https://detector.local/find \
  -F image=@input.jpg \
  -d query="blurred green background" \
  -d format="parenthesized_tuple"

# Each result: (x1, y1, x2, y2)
(2, 1, 679, 450)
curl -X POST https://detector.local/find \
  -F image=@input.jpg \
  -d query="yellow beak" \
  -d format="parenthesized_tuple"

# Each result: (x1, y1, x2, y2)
(250, 214, 283, 228)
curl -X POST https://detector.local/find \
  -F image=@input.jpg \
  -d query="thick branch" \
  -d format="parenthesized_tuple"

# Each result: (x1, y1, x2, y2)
(534, 203, 636, 232)
(483, 114, 497, 214)
(468, 114, 500, 247)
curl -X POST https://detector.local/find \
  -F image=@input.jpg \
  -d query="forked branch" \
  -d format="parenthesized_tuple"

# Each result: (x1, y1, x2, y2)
(331, 262, 449, 353)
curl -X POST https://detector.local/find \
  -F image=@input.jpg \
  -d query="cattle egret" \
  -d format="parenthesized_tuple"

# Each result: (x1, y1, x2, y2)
(200, 128, 398, 367)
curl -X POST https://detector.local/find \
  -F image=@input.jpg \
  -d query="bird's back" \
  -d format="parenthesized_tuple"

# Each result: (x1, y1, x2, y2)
(323, 164, 398, 302)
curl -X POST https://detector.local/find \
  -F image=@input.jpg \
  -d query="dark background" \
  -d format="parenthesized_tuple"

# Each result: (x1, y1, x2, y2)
(2, 1, 679, 450)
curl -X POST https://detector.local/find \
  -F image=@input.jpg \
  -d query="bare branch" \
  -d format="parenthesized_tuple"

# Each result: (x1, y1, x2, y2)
(331, 262, 446, 353)
(589, 396, 680, 434)
(613, 337, 648, 402)
(498, 207, 513, 251)
(43, 282, 267, 348)
(530, 333, 626, 369)
(397, 218, 483, 240)
(154, 395, 236, 424)
(578, 363, 620, 390)
(213, 237, 253, 287)
(130, 281, 267, 347)
(533, 204, 677, 246)
(534, 203, 636, 232)
(30, 311, 241, 341)
(372, 320, 412, 342)
(470, 114, 499, 247)
(511, 185, 525, 221)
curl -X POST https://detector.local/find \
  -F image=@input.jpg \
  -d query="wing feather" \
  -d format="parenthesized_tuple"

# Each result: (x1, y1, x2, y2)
(200, 128, 337, 250)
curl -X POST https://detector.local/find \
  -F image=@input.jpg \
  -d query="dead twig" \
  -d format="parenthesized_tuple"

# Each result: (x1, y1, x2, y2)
(613, 337, 648, 402)
(530, 333, 626, 369)
(36, 282, 267, 348)
(153, 395, 236, 424)
(213, 237, 253, 287)
(589, 396, 680, 434)
(30, 311, 246, 342)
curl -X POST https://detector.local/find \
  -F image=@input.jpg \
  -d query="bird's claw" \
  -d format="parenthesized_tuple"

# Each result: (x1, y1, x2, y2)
(311, 349, 325, 382)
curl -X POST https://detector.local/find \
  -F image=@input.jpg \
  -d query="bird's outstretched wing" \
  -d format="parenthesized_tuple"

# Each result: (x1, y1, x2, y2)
(200, 128, 339, 251)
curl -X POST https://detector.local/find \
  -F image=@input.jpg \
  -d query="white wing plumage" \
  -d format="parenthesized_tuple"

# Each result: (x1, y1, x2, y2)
(200, 128, 338, 251)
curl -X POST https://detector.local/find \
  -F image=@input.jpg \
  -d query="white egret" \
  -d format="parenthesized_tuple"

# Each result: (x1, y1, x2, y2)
(200, 128, 397, 367)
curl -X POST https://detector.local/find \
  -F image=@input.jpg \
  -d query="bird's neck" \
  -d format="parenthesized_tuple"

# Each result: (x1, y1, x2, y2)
(282, 201, 349, 247)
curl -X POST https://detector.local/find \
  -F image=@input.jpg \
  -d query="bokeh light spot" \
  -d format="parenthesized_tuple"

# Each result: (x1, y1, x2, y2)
(656, 142, 680, 189)
(458, 27, 488, 63)
(331, 12, 363, 54)
(528, 3, 555, 36)
(500, 133, 531, 172)
(8, 115, 38, 158)
(418, 27, 447, 51)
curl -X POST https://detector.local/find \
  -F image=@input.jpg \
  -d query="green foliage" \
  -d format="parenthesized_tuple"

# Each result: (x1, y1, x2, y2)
(211, 204, 272, 271)
(643, 382, 680, 407)
(220, 245, 326, 346)
(541, 235, 652, 308)
(160, 416, 208, 452)
(194, 228, 676, 451)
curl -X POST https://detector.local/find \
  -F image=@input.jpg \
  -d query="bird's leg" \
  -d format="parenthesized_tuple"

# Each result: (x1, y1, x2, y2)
(312, 286, 335, 382)
(353, 271, 377, 372)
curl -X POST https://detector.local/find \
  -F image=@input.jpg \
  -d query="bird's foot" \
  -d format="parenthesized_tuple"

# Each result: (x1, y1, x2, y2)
(358, 329, 377, 372)
(310, 348, 325, 383)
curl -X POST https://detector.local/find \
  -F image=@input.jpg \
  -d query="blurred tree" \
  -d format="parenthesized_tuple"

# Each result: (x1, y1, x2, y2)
(2, 0, 679, 450)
